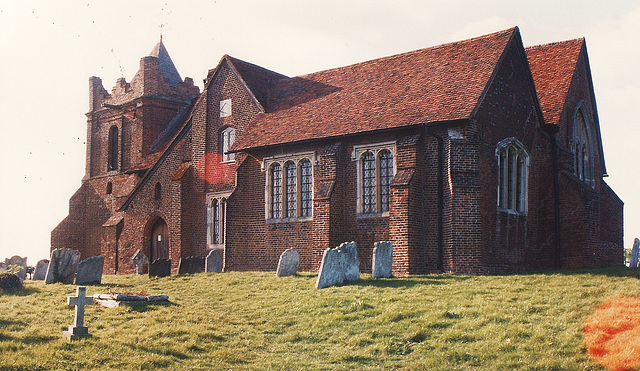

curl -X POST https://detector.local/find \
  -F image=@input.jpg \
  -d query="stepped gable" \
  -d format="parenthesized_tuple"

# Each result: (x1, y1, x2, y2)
(526, 39, 584, 125)
(232, 27, 518, 151)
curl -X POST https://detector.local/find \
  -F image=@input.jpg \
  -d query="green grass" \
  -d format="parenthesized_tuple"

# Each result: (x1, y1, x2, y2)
(1, 267, 639, 370)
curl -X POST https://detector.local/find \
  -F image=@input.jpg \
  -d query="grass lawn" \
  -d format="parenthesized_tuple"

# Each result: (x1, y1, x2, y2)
(1, 267, 639, 370)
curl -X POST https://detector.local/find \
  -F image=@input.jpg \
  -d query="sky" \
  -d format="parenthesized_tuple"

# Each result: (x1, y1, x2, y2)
(0, 0, 638, 264)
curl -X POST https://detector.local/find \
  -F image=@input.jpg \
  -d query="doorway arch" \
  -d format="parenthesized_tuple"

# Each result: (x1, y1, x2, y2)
(150, 218, 169, 262)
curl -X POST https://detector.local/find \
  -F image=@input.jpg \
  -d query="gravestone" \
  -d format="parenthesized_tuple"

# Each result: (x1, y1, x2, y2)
(0, 273, 23, 291)
(205, 249, 223, 273)
(276, 248, 300, 277)
(149, 259, 171, 278)
(178, 257, 205, 274)
(76, 256, 104, 285)
(630, 238, 640, 268)
(32, 259, 50, 280)
(315, 241, 360, 289)
(371, 241, 393, 279)
(130, 249, 149, 275)
(63, 286, 94, 340)
(45, 248, 80, 284)
(6, 256, 27, 280)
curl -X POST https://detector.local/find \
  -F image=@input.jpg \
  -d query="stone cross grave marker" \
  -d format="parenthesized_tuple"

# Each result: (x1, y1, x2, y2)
(63, 286, 94, 340)
(131, 249, 149, 275)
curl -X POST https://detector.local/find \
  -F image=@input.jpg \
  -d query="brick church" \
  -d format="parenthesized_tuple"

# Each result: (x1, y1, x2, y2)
(52, 27, 623, 275)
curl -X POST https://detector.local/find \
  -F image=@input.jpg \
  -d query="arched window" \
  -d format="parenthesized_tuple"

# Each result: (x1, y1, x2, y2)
(285, 161, 297, 218)
(300, 159, 313, 217)
(379, 150, 393, 212)
(265, 154, 314, 220)
(106, 182, 113, 195)
(571, 107, 594, 187)
(497, 138, 529, 213)
(107, 126, 118, 171)
(221, 127, 236, 162)
(212, 199, 220, 244)
(362, 151, 376, 214)
(270, 163, 282, 219)
(154, 182, 162, 200)
(207, 195, 228, 246)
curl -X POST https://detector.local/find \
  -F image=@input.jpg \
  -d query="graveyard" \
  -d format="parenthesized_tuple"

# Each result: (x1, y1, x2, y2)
(1, 267, 639, 370)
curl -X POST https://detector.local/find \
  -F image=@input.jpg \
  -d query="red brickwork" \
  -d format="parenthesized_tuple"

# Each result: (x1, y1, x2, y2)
(52, 28, 623, 276)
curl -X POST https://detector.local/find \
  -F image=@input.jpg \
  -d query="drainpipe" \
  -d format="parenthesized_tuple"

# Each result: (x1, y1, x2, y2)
(427, 126, 445, 271)
(543, 123, 562, 269)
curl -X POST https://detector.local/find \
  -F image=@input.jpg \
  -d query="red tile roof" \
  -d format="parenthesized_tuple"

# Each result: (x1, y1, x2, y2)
(233, 27, 517, 151)
(526, 39, 584, 125)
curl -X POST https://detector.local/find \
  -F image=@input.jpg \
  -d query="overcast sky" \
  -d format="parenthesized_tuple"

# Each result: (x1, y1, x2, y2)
(0, 0, 638, 264)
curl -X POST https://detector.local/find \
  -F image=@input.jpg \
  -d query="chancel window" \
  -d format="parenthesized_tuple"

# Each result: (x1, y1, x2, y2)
(571, 107, 594, 187)
(497, 138, 529, 213)
(221, 127, 236, 162)
(265, 153, 314, 221)
(353, 142, 396, 215)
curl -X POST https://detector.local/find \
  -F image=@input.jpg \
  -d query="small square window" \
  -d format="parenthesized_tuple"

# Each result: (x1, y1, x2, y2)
(220, 99, 232, 118)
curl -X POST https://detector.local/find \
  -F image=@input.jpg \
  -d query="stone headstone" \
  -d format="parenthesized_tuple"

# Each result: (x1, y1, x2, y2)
(149, 259, 171, 278)
(178, 256, 205, 274)
(130, 249, 149, 275)
(276, 248, 300, 277)
(315, 241, 360, 289)
(630, 238, 640, 268)
(76, 256, 104, 285)
(32, 259, 50, 280)
(372, 241, 393, 279)
(45, 248, 80, 284)
(6, 255, 27, 280)
(0, 273, 23, 291)
(63, 286, 93, 340)
(205, 249, 223, 273)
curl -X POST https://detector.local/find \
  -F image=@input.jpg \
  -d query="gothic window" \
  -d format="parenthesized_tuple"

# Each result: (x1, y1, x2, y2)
(154, 182, 161, 200)
(379, 150, 393, 213)
(362, 151, 376, 214)
(285, 161, 297, 218)
(221, 127, 236, 162)
(107, 126, 119, 171)
(270, 163, 282, 219)
(354, 142, 396, 215)
(207, 196, 227, 246)
(572, 108, 594, 187)
(265, 153, 314, 221)
(497, 138, 529, 214)
(300, 159, 313, 217)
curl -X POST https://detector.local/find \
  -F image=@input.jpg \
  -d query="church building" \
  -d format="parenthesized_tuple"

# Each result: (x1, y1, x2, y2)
(51, 27, 624, 275)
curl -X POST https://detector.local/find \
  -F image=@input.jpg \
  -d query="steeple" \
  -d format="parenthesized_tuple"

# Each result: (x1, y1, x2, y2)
(148, 38, 182, 87)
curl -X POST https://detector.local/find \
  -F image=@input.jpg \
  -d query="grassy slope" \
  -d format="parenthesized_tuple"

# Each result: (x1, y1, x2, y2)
(0, 267, 639, 370)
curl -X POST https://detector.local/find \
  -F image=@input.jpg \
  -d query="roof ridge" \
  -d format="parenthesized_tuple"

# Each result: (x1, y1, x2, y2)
(525, 37, 584, 51)
(295, 27, 518, 79)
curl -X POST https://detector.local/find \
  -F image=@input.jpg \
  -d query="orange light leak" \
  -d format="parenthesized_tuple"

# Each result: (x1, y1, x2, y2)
(194, 153, 234, 185)
(584, 296, 640, 371)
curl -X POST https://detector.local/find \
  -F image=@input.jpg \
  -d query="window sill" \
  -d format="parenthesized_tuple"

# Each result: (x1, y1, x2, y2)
(357, 212, 390, 219)
(498, 208, 526, 216)
(208, 244, 225, 250)
(266, 216, 313, 224)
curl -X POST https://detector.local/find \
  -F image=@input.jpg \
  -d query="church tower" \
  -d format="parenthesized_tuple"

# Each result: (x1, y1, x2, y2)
(52, 40, 199, 259)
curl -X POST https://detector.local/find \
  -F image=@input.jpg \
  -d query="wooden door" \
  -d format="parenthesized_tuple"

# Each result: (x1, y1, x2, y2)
(151, 219, 169, 261)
